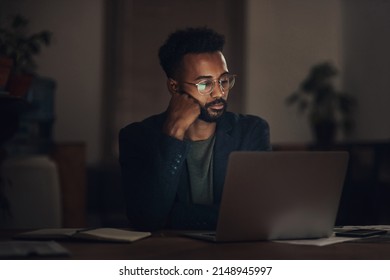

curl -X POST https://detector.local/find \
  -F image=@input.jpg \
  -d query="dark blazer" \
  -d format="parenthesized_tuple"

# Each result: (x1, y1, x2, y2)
(119, 111, 271, 231)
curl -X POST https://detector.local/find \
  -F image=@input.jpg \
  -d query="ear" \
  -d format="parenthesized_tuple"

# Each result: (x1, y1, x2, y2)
(167, 78, 179, 95)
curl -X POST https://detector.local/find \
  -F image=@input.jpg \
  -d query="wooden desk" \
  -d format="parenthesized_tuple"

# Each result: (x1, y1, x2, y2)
(1, 230, 390, 260)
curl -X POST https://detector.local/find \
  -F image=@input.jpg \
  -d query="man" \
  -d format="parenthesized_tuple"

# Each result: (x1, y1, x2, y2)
(119, 27, 271, 231)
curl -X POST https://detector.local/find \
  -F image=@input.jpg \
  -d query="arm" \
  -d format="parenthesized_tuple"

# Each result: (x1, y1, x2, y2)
(119, 92, 201, 231)
(119, 122, 191, 231)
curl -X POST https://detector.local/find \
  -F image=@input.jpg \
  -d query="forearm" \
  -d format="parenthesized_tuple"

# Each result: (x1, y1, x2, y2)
(120, 128, 190, 230)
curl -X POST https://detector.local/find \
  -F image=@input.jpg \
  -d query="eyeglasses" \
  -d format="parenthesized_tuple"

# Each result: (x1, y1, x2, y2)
(184, 74, 236, 96)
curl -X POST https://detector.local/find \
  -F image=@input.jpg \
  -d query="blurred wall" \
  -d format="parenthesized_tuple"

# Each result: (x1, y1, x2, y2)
(246, 0, 390, 144)
(1, 0, 105, 164)
(246, 0, 344, 143)
(342, 0, 390, 141)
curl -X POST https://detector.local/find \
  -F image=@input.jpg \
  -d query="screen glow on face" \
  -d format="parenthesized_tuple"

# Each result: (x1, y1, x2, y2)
(194, 74, 235, 95)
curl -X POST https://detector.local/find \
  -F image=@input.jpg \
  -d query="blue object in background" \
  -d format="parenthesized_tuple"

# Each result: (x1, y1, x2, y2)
(6, 76, 56, 156)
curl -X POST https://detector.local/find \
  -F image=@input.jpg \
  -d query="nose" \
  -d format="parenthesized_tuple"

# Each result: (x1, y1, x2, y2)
(210, 81, 225, 98)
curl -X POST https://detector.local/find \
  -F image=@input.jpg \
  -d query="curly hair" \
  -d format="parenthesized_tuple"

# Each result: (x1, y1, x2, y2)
(158, 27, 225, 78)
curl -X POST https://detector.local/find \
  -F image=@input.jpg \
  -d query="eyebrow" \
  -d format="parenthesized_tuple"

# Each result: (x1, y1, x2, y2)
(194, 71, 229, 81)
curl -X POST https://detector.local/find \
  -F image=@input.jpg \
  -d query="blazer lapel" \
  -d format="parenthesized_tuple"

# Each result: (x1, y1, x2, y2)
(213, 115, 236, 203)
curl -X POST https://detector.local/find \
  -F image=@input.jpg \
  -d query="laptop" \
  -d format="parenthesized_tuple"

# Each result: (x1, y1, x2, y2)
(185, 151, 349, 242)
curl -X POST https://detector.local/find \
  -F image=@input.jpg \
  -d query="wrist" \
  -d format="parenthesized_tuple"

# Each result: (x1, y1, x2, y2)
(162, 121, 187, 140)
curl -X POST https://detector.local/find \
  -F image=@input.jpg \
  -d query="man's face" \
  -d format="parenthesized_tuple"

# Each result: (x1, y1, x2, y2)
(177, 51, 230, 122)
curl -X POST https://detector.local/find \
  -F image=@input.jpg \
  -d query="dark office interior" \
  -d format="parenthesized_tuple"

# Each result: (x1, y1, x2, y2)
(0, 0, 389, 230)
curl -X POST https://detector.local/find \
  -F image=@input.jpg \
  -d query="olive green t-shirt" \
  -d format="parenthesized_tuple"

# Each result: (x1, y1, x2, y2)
(186, 135, 216, 205)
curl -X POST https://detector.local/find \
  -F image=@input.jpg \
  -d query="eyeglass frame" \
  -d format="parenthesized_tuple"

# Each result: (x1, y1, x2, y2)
(182, 73, 237, 96)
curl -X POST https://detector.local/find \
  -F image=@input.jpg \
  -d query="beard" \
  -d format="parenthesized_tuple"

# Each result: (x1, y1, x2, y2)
(198, 98, 227, 123)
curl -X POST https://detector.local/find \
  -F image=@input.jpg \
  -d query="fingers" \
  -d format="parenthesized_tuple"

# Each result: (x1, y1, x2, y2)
(171, 94, 200, 116)
(163, 92, 201, 140)
(176, 90, 201, 106)
(178, 91, 202, 107)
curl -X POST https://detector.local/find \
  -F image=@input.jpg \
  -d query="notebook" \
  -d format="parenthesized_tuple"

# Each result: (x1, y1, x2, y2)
(185, 151, 349, 242)
(16, 228, 151, 243)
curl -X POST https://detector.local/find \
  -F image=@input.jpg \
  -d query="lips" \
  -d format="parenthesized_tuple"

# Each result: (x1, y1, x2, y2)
(199, 98, 228, 122)
(209, 103, 224, 110)
(204, 98, 227, 112)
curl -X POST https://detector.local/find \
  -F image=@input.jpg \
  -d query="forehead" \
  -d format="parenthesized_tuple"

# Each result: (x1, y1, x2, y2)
(179, 51, 228, 79)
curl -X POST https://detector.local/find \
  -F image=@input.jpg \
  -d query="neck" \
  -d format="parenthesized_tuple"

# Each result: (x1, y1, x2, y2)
(185, 119, 216, 141)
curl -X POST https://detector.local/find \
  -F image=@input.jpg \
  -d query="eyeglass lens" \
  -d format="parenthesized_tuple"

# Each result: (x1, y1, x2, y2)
(197, 74, 235, 95)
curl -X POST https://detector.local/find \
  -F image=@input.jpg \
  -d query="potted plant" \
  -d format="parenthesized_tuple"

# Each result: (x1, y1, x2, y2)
(0, 15, 51, 97)
(286, 62, 356, 146)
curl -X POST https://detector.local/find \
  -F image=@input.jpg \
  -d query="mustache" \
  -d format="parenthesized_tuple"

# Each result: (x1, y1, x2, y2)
(204, 98, 227, 109)
(199, 98, 227, 123)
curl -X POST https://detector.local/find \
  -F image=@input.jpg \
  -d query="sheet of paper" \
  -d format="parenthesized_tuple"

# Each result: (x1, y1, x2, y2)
(274, 225, 390, 246)
(335, 225, 390, 231)
(274, 235, 358, 246)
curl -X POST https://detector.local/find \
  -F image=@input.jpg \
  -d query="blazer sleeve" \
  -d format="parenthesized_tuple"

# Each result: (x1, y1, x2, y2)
(119, 121, 191, 231)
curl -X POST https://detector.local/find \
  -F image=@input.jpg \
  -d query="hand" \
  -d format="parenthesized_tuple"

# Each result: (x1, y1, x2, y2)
(163, 92, 201, 140)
